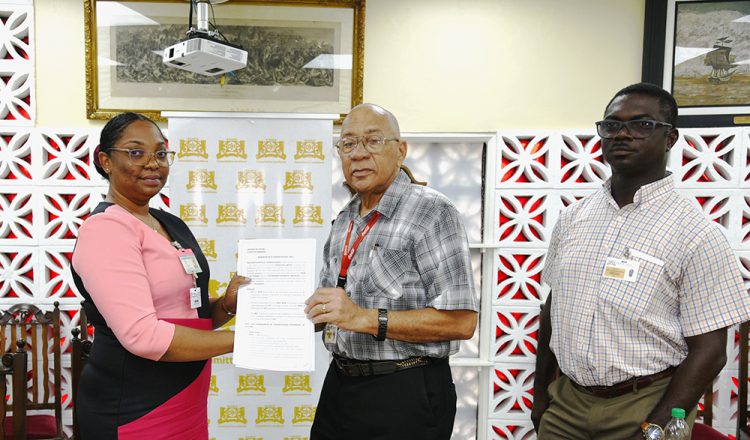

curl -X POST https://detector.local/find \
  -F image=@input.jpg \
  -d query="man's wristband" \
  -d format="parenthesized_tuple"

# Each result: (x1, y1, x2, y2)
(220, 296, 236, 316)
(374, 308, 388, 341)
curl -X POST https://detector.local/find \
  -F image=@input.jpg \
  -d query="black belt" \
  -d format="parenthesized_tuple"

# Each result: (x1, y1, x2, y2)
(568, 366, 677, 398)
(332, 354, 440, 377)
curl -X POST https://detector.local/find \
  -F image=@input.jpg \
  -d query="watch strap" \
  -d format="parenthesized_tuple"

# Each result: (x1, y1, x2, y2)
(375, 308, 388, 341)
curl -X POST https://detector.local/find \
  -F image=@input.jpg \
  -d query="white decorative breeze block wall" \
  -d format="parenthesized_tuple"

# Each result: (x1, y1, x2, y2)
(487, 128, 750, 439)
(0, 1, 33, 126)
(0, 1, 746, 437)
(3, 126, 750, 439)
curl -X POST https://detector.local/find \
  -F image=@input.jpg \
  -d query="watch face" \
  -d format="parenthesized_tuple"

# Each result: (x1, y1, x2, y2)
(643, 424, 664, 440)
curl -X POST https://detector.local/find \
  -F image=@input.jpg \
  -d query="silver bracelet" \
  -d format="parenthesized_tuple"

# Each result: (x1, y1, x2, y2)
(219, 296, 236, 316)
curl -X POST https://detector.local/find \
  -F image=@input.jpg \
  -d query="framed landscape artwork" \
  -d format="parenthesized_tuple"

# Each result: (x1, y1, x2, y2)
(84, 0, 365, 122)
(643, 0, 750, 126)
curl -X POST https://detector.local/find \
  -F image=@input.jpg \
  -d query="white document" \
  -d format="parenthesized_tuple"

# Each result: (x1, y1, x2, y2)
(233, 238, 316, 371)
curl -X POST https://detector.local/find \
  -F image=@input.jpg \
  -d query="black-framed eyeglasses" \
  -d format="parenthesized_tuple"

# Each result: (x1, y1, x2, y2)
(595, 119, 673, 139)
(109, 148, 176, 167)
(335, 135, 399, 155)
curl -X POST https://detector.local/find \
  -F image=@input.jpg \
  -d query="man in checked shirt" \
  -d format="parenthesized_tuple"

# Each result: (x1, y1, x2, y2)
(304, 103, 478, 440)
(532, 82, 750, 439)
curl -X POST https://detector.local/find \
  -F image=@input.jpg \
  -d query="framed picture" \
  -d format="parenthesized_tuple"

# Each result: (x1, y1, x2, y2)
(643, 0, 750, 126)
(84, 0, 365, 122)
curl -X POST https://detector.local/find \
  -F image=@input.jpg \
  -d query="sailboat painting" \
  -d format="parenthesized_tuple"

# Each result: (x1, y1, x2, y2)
(704, 37, 738, 83)
(672, 1, 750, 107)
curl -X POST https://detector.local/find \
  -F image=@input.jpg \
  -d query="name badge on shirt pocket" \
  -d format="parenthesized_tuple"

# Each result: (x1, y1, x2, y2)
(628, 248, 665, 266)
(602, 257, 639, 282)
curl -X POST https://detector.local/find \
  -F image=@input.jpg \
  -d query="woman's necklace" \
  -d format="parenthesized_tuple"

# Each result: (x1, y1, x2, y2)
(145, 213, 159, 232)
(120, 204, 158, 232)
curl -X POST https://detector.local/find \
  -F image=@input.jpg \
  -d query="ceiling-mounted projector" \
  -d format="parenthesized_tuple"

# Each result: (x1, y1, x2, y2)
(162, 0, 248, 76)
(163, 37, 247, 76)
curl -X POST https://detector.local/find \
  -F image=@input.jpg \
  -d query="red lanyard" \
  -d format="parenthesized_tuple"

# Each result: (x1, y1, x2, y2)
(337, 211, 381, 287)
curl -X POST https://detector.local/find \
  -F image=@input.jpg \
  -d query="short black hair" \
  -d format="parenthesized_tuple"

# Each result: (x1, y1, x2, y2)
(95, 112, 163, 180)
(604, 82, 678, 127)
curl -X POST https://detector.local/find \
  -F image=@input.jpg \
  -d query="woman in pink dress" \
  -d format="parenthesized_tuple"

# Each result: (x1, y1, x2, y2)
(71, 112, 248, 439)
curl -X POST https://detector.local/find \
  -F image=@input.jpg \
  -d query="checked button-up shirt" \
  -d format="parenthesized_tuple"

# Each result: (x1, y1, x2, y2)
(319, 170, 478, 361)
(542, 174, 750, 387)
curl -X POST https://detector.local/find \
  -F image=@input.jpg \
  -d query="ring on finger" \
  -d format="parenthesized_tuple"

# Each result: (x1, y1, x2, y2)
(322, 303, 327, 312)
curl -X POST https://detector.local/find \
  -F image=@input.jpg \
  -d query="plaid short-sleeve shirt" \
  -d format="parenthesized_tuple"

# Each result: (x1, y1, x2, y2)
(319, 171, 478, 360)
(542, 175, 750, 386)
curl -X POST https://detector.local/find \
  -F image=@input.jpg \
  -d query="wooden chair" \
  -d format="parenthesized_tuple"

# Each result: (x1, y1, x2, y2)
(0, 302, 65, 440)
(70, 307, 91, 440)
(693, 422, 731, 440)
(697, 381, 714, 426)
(0, 341, 28, 439)
(693, 382, 729, 439)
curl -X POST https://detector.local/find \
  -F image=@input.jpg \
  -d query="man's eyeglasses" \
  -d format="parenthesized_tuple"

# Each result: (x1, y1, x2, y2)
(595, 119, 673, 139)
(335, 135, 399, 155)
(109, 148, 176, 167)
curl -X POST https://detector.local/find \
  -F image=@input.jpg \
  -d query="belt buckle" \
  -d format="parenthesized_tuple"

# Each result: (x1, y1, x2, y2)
(397, 357, 417, 369)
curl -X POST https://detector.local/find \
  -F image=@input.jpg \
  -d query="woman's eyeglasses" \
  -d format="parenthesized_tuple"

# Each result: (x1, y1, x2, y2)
(109, 148, 176, 167)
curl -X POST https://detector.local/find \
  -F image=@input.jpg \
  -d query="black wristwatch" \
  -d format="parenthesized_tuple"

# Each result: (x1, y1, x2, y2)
(374, 308, 388, 341)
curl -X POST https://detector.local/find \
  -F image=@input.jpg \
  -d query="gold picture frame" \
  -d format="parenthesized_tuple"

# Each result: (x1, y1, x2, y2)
(84, 0, 365, 122)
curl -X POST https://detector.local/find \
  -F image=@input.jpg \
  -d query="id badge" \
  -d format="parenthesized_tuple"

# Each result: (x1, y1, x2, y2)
(178, 249, 202, 275)
(602, 257, 639, 282)
(189, 287, 202, 308)
(324, 324, 337, 344)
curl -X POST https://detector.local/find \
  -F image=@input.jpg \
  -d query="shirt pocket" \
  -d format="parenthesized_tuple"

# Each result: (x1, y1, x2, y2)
(601, 248, 666, 319)
(628, 248, 664, 267)
(362, 247, 410, 299)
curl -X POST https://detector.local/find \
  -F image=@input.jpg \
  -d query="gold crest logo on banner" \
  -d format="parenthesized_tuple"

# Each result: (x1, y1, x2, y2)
(237, 374, 266, 394)
(255, 405, 284, 425)
(218, 405, 248, 425)
(292, 405, 316, 424)
(236, 170, 267, 191)
(187, 169, 218, 191)
(283, 170, 314, 192)
(198, 239, 218, 261)
(217, 204, 247, 225)
(293, 205, 324, 226)
(208, 279, 227, 299)
(282, 374, 313, 394)
(257, 139, 287, 161)
(209, 375, 219, 394)
(294, 140, 325, 161)
(178, 138, 208, 159)
(180, 204, 208, 224)
(255, 204, 285, 225)
(217, 138, 247, 160)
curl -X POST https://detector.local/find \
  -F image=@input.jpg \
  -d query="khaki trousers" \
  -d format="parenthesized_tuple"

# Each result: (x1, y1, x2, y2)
(537, 375, 696, 439)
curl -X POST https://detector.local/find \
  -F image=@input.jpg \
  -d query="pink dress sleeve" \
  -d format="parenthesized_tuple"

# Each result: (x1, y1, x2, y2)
(72, 213, 175, 361)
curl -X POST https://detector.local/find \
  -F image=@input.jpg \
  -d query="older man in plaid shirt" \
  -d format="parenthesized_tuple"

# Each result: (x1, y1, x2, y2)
(304, 103, 479, 440)
(532, 83, 750, 439)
